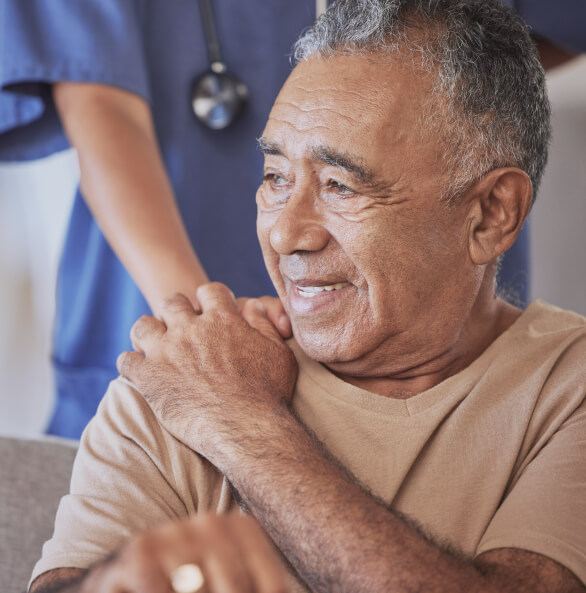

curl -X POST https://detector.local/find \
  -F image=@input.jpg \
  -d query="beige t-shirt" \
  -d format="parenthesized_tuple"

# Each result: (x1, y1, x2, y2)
(32, 301, 586, 586)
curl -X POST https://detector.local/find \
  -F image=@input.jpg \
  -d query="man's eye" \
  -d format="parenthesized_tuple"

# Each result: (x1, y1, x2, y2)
(328, 180, 354, 196)
(264, 173, 289, 188)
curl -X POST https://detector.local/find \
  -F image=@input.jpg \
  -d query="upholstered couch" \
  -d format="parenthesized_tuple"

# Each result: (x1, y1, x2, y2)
(0, 435, 78, 593)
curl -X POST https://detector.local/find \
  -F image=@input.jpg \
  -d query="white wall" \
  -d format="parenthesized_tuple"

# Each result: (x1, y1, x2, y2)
(0, 57, 584, 438)
(530, 56, 586, 315)
(0, 150, 78, 436)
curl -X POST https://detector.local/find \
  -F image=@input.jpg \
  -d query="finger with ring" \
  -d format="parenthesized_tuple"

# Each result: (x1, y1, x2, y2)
(170, 563, 205, 593)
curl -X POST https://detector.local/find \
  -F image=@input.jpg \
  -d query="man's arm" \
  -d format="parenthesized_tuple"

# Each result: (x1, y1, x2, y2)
(119, 284, 585, 593)
(30, 435, 584, 593)
(226, 400, 585, 593)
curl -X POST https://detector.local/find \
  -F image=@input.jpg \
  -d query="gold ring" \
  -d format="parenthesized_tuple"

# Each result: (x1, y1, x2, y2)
(170, 563, 205, 593)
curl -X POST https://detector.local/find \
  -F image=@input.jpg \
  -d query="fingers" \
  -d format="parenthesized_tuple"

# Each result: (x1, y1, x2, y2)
(187, 514, 288, 593)
(197, 282, 238, 314)
(257, 296, 291, 339)
(157, 293, 199, 328)
(105, 513, 289, 593)
(106, 525, 194, 593)
(240, 299, 284, 345)
(130, 314, 166, 353)
(116, 350, 145, 383)
(236, 296, 291, 339)
(233, 514, 290, 593)
(183, 515, 254, 593)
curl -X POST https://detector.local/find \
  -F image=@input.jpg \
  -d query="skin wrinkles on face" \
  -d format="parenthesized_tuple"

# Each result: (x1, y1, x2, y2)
(259, 138, 375, 185)
(258, 140, 402, 220)
(256, 53, 518, 398)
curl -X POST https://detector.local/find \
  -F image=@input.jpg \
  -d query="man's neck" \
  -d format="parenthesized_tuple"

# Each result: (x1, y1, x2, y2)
(329, 297, 522, 400)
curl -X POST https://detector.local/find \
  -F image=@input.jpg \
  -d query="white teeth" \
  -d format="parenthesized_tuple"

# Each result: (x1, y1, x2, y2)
(297, 282, 351, 297)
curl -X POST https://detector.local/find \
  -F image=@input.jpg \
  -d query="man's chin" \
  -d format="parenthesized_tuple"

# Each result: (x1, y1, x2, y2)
(292, 326, 357, 365)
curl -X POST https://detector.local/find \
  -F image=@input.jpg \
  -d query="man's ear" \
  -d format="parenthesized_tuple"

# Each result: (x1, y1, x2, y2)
(467, 168, 533, 265)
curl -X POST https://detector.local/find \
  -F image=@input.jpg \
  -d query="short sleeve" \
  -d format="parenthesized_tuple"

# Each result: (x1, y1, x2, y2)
(0, 0, 151, 161)
(29, 378, 229, 584)
(476, 397, 586, 586)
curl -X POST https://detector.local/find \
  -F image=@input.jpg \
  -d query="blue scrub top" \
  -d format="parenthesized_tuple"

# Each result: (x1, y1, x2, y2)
(1, 0, 583, 438)
(0, 0, 321, 437)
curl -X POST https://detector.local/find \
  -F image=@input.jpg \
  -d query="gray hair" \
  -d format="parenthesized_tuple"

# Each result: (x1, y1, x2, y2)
(293, 0, 550, 205)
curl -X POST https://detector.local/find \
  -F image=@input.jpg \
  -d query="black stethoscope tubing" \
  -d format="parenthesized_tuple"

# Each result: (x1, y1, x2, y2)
(191, 0, 248, 130)
(191, 0, 327, 130)
(198, 0, 224, 70)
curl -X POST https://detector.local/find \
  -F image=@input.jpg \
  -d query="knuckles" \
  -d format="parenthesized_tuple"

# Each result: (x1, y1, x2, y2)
(116, 351, 150, 387)
(159, 292, 194, 315)
(117, 527, 163, 567)
(130, 314, 159, 340)
(196, 281, 235, 302)
(188, 511, 223, 536)
(116, 351, 132, 378)
(162, 292, 190, 306)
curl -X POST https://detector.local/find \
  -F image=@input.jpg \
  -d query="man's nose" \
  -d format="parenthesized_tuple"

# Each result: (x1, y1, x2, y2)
(269, 187, 330, 255)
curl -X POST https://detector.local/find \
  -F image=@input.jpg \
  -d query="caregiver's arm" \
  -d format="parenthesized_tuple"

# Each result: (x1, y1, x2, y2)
(53, 82, 207, 313)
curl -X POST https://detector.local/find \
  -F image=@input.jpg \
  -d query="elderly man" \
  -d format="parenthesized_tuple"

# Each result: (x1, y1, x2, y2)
(31, 0, 585, 592)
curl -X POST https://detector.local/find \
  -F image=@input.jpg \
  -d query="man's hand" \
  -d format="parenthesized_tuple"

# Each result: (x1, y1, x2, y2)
(237, 295, 292, 339)
(84, 513, 288, 593)
(31, 513, 289, 593)
(116, 283, 298, 464)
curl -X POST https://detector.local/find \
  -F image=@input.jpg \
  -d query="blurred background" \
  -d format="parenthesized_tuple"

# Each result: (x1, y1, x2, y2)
(0, 56, 585, 438)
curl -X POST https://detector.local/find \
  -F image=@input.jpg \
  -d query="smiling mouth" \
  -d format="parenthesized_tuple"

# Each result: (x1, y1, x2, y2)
(296, 282, 352, 298)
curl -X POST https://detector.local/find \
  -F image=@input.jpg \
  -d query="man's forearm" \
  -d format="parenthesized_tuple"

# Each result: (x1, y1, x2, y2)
(118, 286, 583, 593)
(221, 408, 551, 593)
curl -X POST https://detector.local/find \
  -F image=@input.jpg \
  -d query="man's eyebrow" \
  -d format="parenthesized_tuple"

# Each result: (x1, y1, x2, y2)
(257, 137, 283, 155)
(311, 146, 374, 183)
(257, 139, 375, 184)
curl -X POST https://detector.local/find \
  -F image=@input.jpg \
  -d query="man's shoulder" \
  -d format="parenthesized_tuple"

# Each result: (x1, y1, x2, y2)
(87, 376, 226, 490)
(496, 300, 586, 430)
(522, 300, 586, 333)
(98, 376, 155, 424)
(84, 376, 178, 464)
(506, 300, 586, 358)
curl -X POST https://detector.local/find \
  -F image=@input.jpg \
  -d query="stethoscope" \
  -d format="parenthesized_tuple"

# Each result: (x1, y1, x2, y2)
(191, 0, 328, 130)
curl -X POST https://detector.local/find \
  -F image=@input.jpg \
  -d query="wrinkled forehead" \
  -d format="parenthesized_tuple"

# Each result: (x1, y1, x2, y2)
(262, 53, 437, 161)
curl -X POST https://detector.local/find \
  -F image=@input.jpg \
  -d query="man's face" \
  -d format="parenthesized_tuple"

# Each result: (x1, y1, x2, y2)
(256, 53, 483, 377)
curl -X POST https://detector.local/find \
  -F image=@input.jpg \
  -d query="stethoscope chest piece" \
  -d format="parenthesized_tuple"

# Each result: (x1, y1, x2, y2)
(192, 0, 248, 130)
(191, 0, 326, 130)
(191, 65, 248, 130)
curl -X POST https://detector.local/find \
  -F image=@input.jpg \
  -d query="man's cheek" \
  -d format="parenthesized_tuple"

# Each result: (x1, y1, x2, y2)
(266, 257, 284, 289)
(257, 211, 282, 253)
